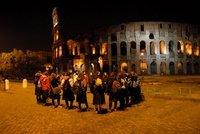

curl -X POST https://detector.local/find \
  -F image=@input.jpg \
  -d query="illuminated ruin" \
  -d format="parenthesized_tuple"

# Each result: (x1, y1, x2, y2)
(52, 7, 200, 75)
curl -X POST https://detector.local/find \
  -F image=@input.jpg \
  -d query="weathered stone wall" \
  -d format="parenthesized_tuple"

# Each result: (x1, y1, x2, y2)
(98, 22, 200, 75)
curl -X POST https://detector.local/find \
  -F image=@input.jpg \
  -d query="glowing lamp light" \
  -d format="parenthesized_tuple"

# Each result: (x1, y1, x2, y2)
(92, 47, 96, 54)
(98, 57, 103, 70)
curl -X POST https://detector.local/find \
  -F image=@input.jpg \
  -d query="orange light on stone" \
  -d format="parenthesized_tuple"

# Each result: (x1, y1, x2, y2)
(194, 46, 199, 56)
(92, 47, 96, 54)
(102, 43, 108, 55)
(185, 42, 192, 55)
(59, 46, 62, 57)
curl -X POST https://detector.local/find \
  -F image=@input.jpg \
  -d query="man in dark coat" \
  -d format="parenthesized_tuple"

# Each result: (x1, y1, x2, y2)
(76, 75, 89, 112)
(34, 71, 42, 103)
(106, 72, 117, 112)
(50, 73, 61, 107)
(62, 74, 75, 109)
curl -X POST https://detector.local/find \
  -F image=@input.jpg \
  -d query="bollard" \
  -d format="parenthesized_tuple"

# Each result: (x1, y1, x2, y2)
(22, 79, 28, 88)
(179, 88, 182, 95)
(5, 79, 9, 91)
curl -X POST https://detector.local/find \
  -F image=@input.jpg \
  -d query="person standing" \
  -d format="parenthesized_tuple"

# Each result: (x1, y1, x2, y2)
(93, 72, 105, 114)
(62, 74, 75, 109)
(34, 71, 42, 103)
(107, 72, 118, 112)
(40, 71, 50, 105)
(50, 73, 61, 108)
(76, 74, 89, 112)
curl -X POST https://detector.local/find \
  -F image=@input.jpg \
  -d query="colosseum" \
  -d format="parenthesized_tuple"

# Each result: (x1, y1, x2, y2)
(52, 7, 200, 75)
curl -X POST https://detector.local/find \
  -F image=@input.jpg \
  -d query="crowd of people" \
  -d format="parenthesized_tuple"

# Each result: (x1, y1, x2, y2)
(34, 70, 144, 114)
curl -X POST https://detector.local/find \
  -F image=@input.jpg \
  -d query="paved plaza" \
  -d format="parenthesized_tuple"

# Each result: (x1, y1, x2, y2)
(0, 76, 200, 134)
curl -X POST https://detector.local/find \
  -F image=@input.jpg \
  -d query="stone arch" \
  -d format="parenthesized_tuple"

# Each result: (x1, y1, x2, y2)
(131, 64, 136, 73)
(130, 41, 136, 54)
(177, 41, 184, 54)
(193, 43, 199, 56)
(140, 61, 148, 74)
(160, 40, 166, 54)
(150, 41, 155, 55)
(194, 62, 199, 74)
(111, 61, 117, 72)
(103, 61, 109, 73)
(101, 43, 108, 55)
(55, 47, 58, 58)
(169, 40, 174, 52)
(169, 41, 174, 57)
(186, 62, 192, 75)
(160, 62, 166, 75)
(121, 62, 128, 72)
(149, 33, 154, 39)
(130, 41, 136, 49)
(140, 41, 146, 53)
(59, 46, 62, 57)
(169, 62, 175, 75)
(150, 61, 157, 74)
(177, 62, 184, 74)
(120, 41, 127, 56)
(111, 43, 117, 56)
(111, 33, 117, 42)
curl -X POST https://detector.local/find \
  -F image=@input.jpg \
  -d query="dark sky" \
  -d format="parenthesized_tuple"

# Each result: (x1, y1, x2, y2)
(0, 0, 199, 51)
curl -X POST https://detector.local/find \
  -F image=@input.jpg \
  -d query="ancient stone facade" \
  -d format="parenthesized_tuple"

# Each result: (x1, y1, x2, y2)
(52, 7, 200, 75)
(96, 22, 200, 75)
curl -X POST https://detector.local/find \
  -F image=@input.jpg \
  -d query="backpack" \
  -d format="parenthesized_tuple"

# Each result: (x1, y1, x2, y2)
(112, 80, 121, 93)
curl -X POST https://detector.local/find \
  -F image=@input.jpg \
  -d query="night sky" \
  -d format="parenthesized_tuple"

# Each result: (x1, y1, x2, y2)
(0, 0, 199, 51)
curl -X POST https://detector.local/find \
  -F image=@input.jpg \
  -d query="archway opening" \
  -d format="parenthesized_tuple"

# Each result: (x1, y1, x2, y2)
(160, 40, 166, 54)
(194, 62, 199, 74)
(177, 62, 184, 74)
(120, 42, 127, 56)
(150, 61, 157, 74)
(111, 43, 117, 57)
(186, 62, 192, 75)
(169, 62, 175, 75)
(160, 62, 166, 75)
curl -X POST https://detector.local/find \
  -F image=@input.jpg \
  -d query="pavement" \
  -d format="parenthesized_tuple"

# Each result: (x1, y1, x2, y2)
(0, 82, 200, 134)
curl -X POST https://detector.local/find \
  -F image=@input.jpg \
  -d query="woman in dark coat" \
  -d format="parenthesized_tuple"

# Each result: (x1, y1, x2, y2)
(62, 75, 75, 109)
(50, 73, 61, 107)
(76, 75, 89, 111)
(107, 72, 117, 111)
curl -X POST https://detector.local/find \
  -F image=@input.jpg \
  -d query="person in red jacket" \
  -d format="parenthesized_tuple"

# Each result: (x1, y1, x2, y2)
(40, 71, 50, 105)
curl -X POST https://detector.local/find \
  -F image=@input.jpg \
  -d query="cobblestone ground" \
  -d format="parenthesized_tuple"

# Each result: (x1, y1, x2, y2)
(0, 80, 200, 134)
